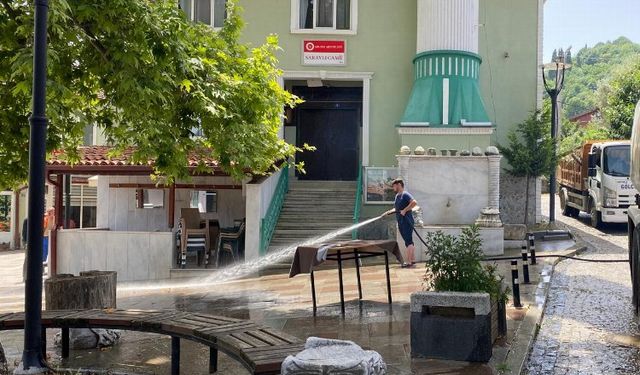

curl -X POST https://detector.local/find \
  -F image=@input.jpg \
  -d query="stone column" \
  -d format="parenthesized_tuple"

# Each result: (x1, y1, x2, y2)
(475, 152, 502, 227)
(487, 155, 501, 210)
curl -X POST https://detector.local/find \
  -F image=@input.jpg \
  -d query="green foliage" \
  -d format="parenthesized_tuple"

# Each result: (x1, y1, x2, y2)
(559, 119, 611, 156)
(0, 0, 303, 189)
(499, 110, 556, 178)
(423, 226, 508, 302)
(561, 37, 640, 118)
(600, 58, 640, 139)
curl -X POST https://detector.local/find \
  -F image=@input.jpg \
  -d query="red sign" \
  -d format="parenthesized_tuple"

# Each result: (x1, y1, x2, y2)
(303, 40, 346, 66)
(303, 40, 345, 53)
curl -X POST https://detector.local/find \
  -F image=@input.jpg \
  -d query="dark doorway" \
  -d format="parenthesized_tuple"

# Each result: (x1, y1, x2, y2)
(292, 86, 362, 181)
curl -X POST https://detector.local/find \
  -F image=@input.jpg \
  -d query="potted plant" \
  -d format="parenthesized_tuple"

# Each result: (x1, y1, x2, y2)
(410, 225, 508, 362)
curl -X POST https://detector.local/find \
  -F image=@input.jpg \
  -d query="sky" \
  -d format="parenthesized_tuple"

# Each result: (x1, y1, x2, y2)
(544, 0, 640, 62)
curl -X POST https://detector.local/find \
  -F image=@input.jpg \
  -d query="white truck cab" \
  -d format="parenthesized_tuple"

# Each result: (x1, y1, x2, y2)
(559, 139, 637, 228)
(587, 141, 636, 225)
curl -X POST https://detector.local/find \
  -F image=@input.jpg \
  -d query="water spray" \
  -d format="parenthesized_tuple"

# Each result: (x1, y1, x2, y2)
(120, 215, 388, 292)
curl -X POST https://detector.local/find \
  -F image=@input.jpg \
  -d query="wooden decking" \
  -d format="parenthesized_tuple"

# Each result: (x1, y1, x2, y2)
(0, 309, 304, 375)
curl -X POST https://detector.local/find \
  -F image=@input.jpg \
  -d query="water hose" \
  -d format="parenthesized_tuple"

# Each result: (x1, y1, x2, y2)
(388, 209, 628, 264)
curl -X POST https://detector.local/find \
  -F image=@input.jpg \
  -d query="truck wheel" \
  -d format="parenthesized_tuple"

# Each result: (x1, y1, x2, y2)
(570, 206, 581, 218)
(560, 191, 571, 216)
(590, 205, 602, 229)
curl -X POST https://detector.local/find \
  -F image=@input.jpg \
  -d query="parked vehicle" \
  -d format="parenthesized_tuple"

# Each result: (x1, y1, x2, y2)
(627, 101, 640, 314)
(558, 140, 637, 228)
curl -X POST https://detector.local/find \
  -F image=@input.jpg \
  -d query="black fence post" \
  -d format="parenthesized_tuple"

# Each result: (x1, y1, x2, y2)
(511, 260, 522, 308)
(528, 232, 537, 265)
(171, 336, 180, 375)
(521, 246, 530, 284)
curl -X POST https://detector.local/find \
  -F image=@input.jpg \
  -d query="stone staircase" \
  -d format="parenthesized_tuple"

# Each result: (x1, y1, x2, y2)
(262, 180, 357, 274)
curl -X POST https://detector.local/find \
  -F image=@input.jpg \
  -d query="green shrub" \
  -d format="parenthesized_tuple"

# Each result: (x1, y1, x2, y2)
(423, 225, 508, 302)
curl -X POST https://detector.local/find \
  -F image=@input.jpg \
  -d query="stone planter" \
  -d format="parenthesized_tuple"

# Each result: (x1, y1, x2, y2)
(410, 290, 507, 362)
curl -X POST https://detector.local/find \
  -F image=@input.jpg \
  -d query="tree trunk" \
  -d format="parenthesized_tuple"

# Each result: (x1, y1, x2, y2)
(45, 271, 117, 310)
(45, 271, 119, 349)
(0, 340, 7, 375)
(523, 175, 531, 226)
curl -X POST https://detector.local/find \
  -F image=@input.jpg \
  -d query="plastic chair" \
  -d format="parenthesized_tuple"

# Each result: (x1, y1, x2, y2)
(179, 208, 210, 268)
(216, 221, 245, 267)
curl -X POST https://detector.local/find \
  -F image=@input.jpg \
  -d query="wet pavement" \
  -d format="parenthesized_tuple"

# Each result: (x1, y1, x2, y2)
(525, 195, 640, 374)
(0, 217, 578, 375)
(0, 250, 495, 374)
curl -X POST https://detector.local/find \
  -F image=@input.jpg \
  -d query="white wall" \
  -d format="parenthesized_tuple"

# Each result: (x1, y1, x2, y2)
(57, 229, 174, 281)
(398, 156, 490, 225)
(96, 175, 245, 231)
(245, 170, 283, 261)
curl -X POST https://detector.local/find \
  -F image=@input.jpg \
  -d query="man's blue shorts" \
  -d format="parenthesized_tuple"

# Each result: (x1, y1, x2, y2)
(398, 219, 414, 247)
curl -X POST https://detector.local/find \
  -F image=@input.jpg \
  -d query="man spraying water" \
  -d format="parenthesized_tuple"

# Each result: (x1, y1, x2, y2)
(385, 178, 418, 268)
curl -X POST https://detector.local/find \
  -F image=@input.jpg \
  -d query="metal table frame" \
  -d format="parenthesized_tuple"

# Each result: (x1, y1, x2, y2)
(310, 249, 393, 315)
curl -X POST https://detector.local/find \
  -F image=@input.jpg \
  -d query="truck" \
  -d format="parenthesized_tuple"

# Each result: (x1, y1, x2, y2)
(558, 140, 637, 228)
(628, 101, 640, 314)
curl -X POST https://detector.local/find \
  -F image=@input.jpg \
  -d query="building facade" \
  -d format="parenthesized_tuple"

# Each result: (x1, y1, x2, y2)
(234, 0, 544, 221)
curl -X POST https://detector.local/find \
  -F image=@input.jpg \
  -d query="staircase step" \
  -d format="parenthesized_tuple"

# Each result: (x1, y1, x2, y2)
(265, 180, 360, 256)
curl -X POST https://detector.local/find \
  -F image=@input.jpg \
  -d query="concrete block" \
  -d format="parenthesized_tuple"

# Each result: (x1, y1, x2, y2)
(410, 291, 491, 315)
(504, 224, 527, 240)
(410, 291, 494, 362)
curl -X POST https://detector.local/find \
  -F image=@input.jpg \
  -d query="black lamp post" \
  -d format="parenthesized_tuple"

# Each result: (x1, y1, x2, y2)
(542, 50, 570, 223)
(18, 0, 50, 373)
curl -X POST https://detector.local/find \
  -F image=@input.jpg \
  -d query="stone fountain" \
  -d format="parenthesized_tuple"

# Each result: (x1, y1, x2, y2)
(396, 146, 504, 259)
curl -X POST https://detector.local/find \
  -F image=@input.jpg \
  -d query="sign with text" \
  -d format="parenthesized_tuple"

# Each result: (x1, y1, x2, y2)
(302, 40, 346, 66)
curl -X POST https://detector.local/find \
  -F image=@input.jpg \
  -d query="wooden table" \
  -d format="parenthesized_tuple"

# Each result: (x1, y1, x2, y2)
(289, 240, 403, 315)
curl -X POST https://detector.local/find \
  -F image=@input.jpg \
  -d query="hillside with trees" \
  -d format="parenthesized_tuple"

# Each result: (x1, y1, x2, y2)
(558, 37, 640, 154)
(561, 37, 640, 119)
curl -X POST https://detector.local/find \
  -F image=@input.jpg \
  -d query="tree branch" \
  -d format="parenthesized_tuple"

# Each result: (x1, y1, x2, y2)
(70, 18, 111, 63)
(0, 0, 18, 19)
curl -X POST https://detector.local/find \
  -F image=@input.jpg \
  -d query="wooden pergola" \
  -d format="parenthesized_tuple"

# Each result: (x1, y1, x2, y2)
(45, 146, 246, 275)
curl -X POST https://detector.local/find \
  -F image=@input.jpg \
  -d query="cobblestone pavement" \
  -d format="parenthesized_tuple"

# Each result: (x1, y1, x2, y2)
(526, 195, 640, 374)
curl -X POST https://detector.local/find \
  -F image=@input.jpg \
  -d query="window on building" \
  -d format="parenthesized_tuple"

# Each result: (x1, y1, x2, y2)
(295, 0, 355, 33)
(64, 183, 97, 229)
(190, 190, 217, 213)
(180, 0, 227, 28)
(136, 189, 165, 209)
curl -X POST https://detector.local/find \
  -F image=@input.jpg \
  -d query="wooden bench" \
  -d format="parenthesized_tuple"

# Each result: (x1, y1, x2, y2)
(0, 309, 304, 375)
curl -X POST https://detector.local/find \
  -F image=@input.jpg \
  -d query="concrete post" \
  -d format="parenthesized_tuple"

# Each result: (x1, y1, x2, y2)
(487, 155, 502, 211)
(244, 183, 262, 262)
(397, 155, 410, 187)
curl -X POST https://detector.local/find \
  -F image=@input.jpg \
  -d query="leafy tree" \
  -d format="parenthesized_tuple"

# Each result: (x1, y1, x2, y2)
(565, 47, 573, 65)
(561, 37, 640, 118)
(0, 0, 303, 189)
(559, 120, 610, 156)
(499, 110, 556, 225)
(600, 58, 640, 139)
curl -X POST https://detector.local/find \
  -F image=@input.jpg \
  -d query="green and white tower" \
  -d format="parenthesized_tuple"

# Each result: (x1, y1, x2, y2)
(398, 0, 493, 151)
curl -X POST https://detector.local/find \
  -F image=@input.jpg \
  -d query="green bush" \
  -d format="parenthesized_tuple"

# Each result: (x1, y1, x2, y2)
(423, 225, 508, 302)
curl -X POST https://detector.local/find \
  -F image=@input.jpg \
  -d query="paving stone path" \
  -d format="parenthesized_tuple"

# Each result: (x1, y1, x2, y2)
(526, 196, 640, 374)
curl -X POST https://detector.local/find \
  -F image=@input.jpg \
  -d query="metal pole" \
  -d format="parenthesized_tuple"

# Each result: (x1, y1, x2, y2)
(64, 174, 71, 228)
(521, 246, 530, 284)
(528, 232, 537, 265)
(511, 260, 522, 308)
(549, 90, 558, 223)
(19, 0, 50, 372)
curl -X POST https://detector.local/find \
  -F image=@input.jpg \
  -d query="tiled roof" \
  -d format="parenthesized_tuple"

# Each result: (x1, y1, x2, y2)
(47, 146, 220, 169)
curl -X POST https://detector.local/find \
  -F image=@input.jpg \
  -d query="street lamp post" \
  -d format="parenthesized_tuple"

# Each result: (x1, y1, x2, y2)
(17, 0, 50, 373)
(542, 51, 569, 223)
